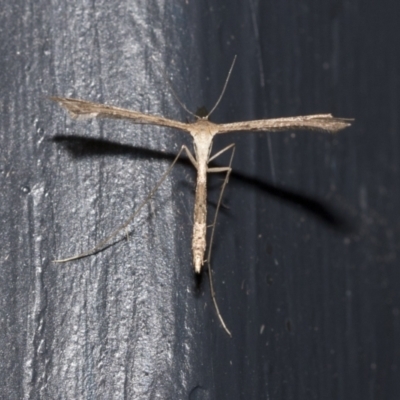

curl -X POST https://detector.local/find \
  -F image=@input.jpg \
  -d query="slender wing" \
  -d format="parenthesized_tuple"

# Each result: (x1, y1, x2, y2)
(216, 114, 353, 134)
(51, 97, 190, 132)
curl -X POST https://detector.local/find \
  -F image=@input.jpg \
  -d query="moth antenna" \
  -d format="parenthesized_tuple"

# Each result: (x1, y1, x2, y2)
(159, 65, 198, 119)
(207, 55, 237, 118)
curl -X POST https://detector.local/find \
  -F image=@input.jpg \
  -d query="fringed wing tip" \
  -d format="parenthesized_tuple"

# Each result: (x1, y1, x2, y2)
(50, 96, 99, 119)
(324, 116, 354, 133)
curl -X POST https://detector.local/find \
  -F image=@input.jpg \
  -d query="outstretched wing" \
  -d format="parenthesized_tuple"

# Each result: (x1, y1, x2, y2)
(51, 97, 190, 132)
(216, 114, 353, 134)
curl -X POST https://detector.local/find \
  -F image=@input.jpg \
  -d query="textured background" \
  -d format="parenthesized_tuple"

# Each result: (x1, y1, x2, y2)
(1, 0, 398, 399)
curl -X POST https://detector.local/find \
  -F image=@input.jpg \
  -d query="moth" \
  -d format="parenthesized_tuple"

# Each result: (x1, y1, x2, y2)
(52, 60, 353, 335)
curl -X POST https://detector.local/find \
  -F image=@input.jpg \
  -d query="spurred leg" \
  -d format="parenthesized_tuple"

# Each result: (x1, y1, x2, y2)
(54, 145, 196, 262)
(205, 143, 236, 336)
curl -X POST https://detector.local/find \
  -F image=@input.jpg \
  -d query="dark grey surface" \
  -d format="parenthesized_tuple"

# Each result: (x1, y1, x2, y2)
(1, 0, 399, 399)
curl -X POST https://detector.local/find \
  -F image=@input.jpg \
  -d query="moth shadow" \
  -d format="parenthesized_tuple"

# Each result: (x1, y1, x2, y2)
(52, 135, 354, 232)
(230, 171, 354, 232)
(52, 134, 192, 166)
(193, 271, 203, 298)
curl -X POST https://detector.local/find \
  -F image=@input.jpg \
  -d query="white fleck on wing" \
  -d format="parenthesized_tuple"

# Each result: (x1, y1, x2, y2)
(217, 114, 353, 134)
(51, 97, 190, 132)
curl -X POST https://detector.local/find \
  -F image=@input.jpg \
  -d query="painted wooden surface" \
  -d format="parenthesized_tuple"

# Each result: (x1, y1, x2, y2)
(0, 1, 398, 399)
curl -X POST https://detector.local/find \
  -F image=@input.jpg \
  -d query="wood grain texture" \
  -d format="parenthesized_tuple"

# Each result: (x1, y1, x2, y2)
(1, 1, 399, 399)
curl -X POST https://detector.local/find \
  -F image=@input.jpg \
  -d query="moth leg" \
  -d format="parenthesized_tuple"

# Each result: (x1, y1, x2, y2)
(54, 145, 192, 263)
(208, 142, 235, 164)
(206, 143, 236, 336)
(183, 145, 198, 169)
